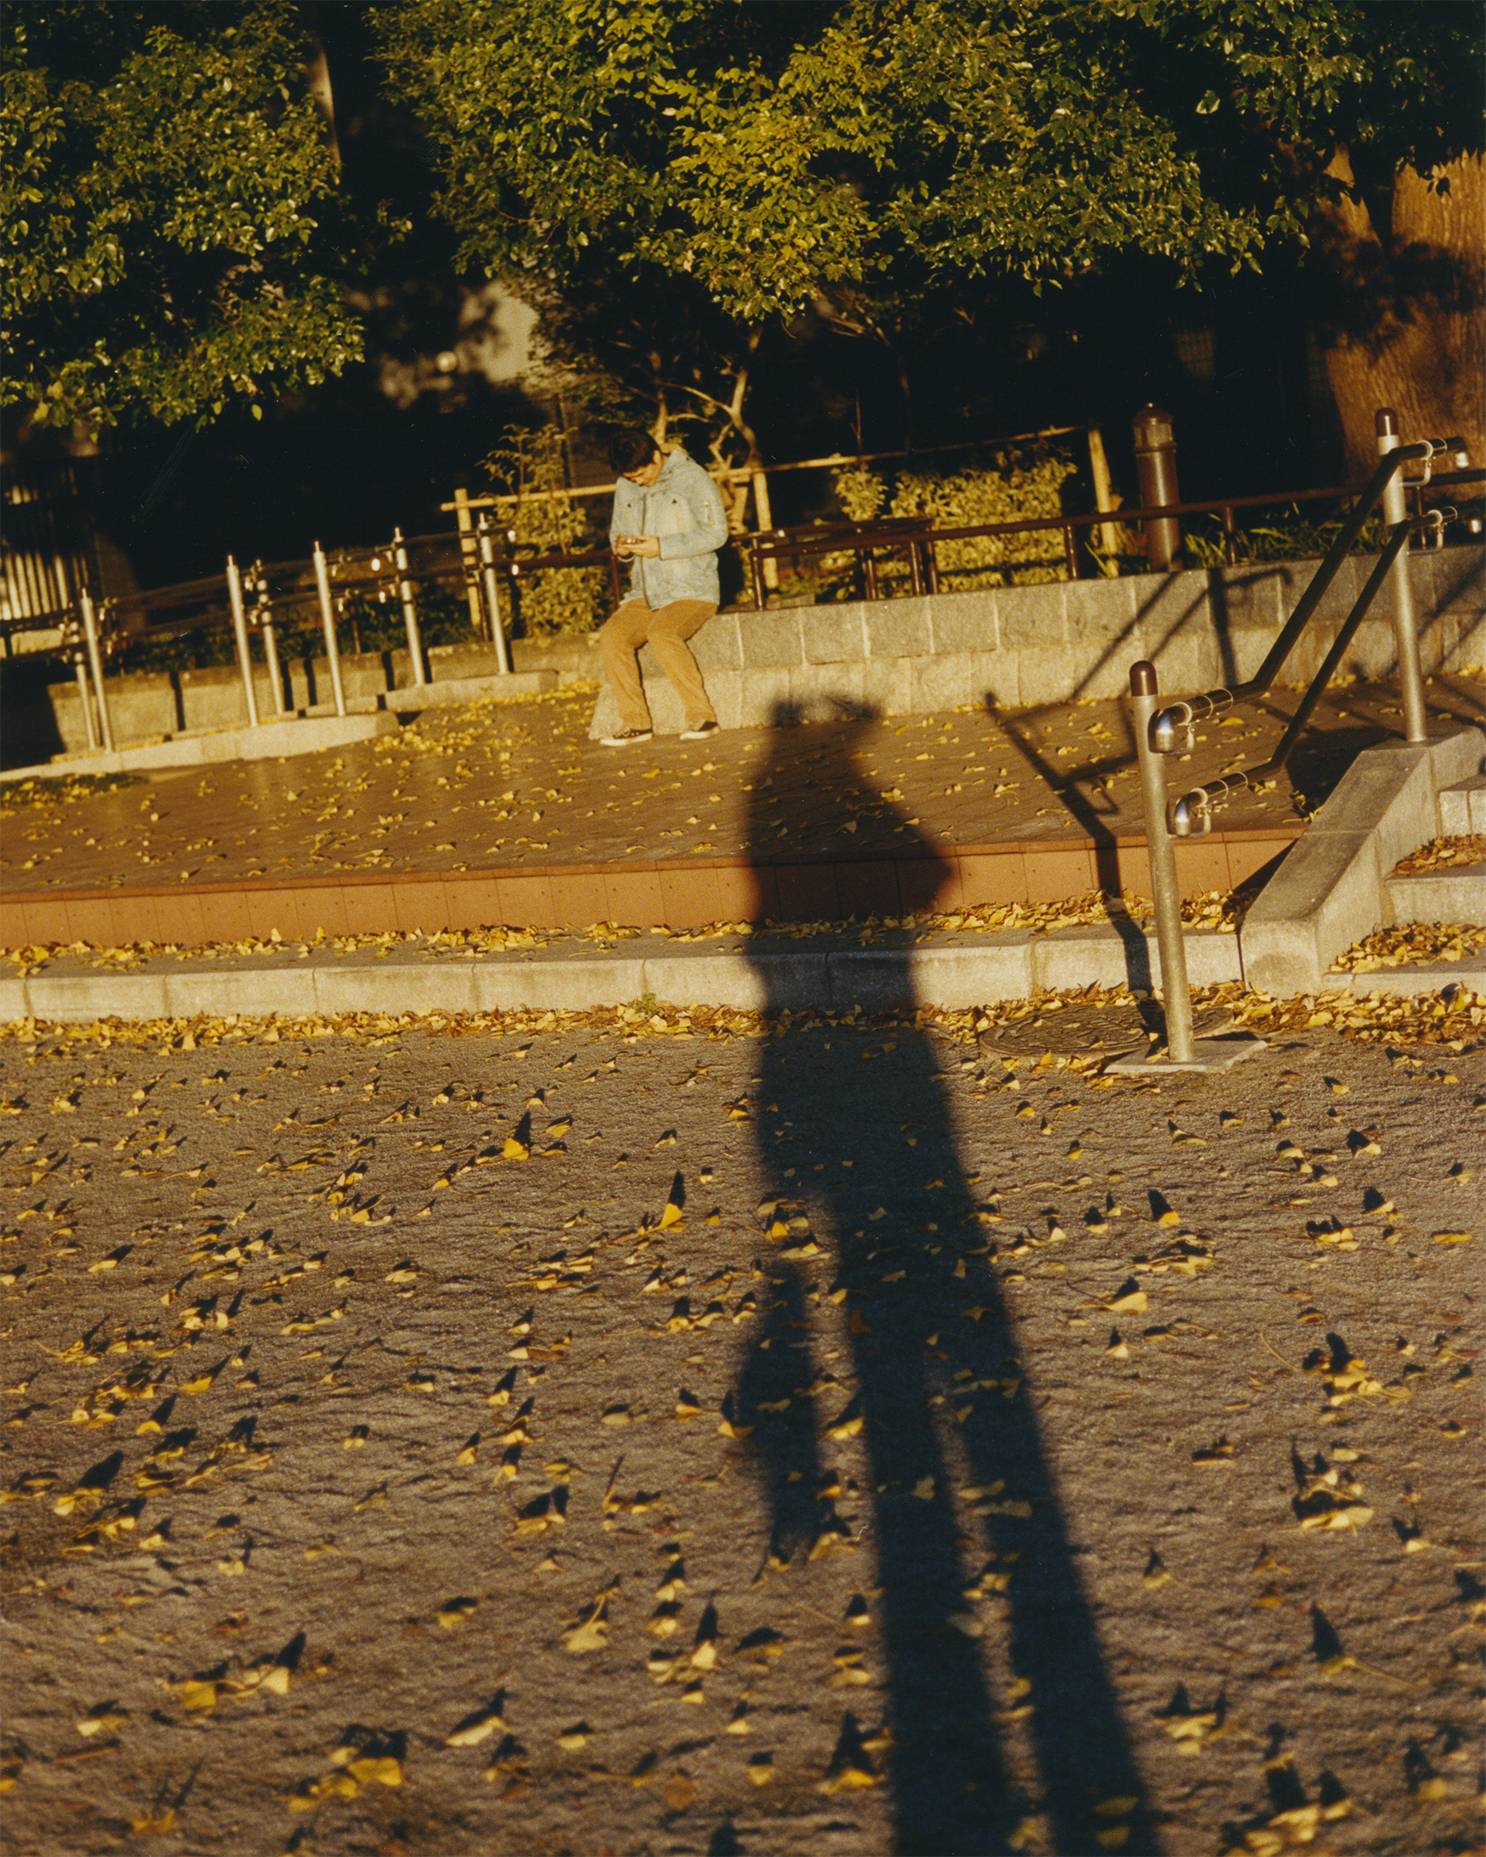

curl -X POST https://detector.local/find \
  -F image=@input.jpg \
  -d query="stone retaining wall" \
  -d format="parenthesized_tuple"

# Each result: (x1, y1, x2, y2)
(7, 544, 1481, 761)
(590, 543, 1485, 736)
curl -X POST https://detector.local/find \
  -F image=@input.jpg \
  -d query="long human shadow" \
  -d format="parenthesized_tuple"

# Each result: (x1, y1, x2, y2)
(734, 702, 1158, 1856)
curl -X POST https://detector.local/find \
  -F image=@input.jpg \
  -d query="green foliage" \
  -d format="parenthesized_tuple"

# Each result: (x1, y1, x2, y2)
(1, 3, 364, 434)
(481, 427, 607, 636)
(827, 447, 1075, 594)
(1183, 505, 1389, 569)
(375, 0, 1483, 462)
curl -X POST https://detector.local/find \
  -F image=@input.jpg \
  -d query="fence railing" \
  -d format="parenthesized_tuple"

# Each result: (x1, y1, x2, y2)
(7, 439, 1481, 763)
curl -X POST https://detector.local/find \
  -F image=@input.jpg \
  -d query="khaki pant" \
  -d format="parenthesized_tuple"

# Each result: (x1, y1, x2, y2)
(599, 598, 718, 733)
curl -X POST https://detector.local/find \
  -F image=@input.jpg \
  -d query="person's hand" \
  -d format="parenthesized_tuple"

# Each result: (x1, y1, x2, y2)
(621, 534, 660, 559)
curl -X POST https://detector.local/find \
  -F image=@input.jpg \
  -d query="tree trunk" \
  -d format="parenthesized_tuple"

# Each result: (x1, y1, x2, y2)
(1315, 151, 1485, 477)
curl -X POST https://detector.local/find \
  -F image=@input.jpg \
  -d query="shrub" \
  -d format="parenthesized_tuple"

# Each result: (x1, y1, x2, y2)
(480, 426, 607, 636)
(825, 444, 1077, 597)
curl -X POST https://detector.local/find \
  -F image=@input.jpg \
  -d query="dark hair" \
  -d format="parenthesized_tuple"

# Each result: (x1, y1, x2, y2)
(607, 428, 661, 474)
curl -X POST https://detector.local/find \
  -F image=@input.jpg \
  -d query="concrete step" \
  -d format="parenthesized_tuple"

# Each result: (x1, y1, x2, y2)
(0, 923, 1245, 1023)
(1386, 860, 1486, 924)
(1348, 958, 1486, 997)
(1439, 775, 1486, 834)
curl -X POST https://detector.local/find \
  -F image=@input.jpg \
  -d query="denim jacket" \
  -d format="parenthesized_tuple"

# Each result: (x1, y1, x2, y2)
(609, 449, 728, 609)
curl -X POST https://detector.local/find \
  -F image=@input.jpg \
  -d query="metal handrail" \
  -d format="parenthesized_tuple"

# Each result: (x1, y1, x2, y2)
(1107, 413, 1472, 1074)
(1149, 440, 1474, 836)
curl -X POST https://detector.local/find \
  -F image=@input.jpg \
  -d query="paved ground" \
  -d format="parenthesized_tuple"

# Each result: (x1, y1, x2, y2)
(5, 678, 1482, 898)
(1, 991, 1482, 1857)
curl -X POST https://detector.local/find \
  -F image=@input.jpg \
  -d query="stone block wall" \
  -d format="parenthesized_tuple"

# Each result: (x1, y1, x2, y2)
(587, 544, 1485, 738)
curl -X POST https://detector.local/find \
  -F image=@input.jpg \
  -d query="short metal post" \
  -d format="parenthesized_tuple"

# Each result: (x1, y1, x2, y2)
(476, 516, 512, 674)
(1133, 404, 1182, 571)
(71, 637, 99, 751)
(1375, 408, 1428, 745)
(224, 556, 261, 727)
(78, 590, 116, 751)
(393, 527, 427, 685)
(259, 590, 287, 717)
(311, 541, 348, 716)
(1130, 660, 1194, 1062)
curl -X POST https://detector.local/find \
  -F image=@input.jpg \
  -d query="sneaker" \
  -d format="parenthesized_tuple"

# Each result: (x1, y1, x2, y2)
(600, 727, 653, 747)
(681, 719, 719, 740)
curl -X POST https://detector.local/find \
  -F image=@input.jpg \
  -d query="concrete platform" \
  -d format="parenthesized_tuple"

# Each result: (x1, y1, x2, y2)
(0, 710, 402, 782)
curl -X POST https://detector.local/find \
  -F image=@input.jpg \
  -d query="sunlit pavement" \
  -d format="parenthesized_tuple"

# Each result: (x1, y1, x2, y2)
(1, 992, 1480, 1855)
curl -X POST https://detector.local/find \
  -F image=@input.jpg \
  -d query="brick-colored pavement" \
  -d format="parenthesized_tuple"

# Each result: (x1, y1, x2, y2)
(1, 676, 1480, 945)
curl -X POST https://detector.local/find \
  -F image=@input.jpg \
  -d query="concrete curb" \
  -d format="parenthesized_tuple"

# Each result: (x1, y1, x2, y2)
(4, 927, 1480, 1025)
(0, 925, 1244, 1023)
(3, 927, 1479, 1025)
(1240, 726, 1486, 993)
(379, 670, 558, 713)
(0, 710, 402, 782)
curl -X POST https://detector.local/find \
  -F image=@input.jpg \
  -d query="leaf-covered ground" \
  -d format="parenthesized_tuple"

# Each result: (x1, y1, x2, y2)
(0, 995, 1481, 1857)
(6, 677, 1480, 897)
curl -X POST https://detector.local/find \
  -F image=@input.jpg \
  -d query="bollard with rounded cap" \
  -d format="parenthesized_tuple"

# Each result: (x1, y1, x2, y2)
(1104, 658, 1266, 1074)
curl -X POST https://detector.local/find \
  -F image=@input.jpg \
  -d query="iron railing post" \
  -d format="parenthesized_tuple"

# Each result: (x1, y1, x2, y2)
(393, 527, 428, 685)
(224, 556, 261, 728)
(1375, 409, 1428, 744)
(475, 516, 512, 674)
(311, 542, 348, 716)
(1130, 660, 1194, 1062)
(77, 591, 115, 751)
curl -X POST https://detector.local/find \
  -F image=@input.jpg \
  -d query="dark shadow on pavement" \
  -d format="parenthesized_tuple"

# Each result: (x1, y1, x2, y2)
(734, 701, 1159, 1856)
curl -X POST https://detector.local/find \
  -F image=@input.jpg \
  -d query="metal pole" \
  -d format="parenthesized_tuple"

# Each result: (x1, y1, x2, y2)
(224, 557, 261, 727)
(311, 542, 348, 716)
(393, 527, 427, 685)
(72, 640, 99, 751)
(260, 601, 287, 716)
(78, 590, 116, 751)
(1130, 661, 1194, 1063)
(1133, 405, 1182, 571)
(476, 517, 512, 674)
(1375, 408, 1428, 745)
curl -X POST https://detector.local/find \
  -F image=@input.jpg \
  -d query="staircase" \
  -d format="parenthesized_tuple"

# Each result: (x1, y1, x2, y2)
(1386, 772, 1486, 927)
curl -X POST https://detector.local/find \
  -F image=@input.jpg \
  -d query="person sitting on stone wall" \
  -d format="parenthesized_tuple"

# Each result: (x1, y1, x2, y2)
(599, 429, 728, 745)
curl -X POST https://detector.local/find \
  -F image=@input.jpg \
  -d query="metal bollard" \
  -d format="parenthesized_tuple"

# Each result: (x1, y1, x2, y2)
(475, 515, 512, 675)
(1133, 405, 1182, 571)
(1375, 408, 1428, 745)
(224, 556, 261, 727)
(311, 542, 349, 716)
(253, 569, 288, 717)
(1129, 660, 1194, 1061)
(392, 527, 427, 685)
(78, 590, 116, 751)
(68, 625, 99, 751)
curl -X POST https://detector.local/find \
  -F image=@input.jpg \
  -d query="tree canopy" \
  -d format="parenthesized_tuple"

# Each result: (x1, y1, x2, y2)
(3, 0, 1480, 456)
(1, 1, 363, 434)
